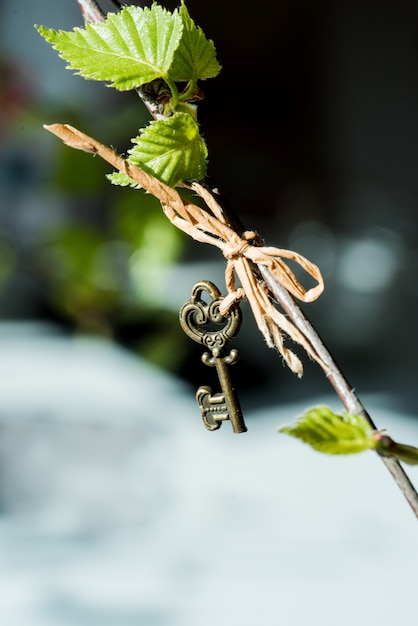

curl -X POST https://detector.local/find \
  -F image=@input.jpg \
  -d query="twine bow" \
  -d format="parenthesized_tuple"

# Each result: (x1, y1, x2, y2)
(162, 182, 325, 376)
(44, 123, 325, 376)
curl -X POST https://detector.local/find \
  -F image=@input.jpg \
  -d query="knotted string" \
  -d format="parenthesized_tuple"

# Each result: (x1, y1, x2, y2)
(162, 181, 325, 375)
(44, 123, 325, 376)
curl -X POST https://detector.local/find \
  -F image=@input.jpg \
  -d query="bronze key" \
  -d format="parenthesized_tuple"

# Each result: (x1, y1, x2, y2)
(179, 280, 247, 434)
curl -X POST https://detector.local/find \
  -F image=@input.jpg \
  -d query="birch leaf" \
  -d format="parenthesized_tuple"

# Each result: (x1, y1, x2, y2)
(107, 172, 142, 189)
(36, 5, 183, 90)
(170, 1, 221, 82)
(280, 406, 376, 455)
(127, 112, 207, 186)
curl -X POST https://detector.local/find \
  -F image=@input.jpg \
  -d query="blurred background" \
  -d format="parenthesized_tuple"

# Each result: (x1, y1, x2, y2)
(0, 1, 418, 625)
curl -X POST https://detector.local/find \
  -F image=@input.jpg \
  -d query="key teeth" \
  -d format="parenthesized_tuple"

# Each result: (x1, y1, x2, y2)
(196, 386, 229, 431)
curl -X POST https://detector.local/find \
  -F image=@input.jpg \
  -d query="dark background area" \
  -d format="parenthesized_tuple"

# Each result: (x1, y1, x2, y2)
(1, 0, 418, 412)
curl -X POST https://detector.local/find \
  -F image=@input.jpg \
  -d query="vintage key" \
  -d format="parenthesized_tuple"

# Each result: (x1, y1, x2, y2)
(179, 280, 247, 434)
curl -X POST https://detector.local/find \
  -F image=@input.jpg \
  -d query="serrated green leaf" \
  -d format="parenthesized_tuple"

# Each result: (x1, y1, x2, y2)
(36, 5, 183, 91)
(107, 171, 142, 189)
(127, 112, 207, 186)
(169, 1, 221, 82)
(279, 406, 376, 455)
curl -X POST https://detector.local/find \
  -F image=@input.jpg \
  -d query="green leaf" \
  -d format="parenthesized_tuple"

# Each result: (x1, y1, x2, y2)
(279, 406, 376, 455)
(107, 171, 142, 189)
(127, 112, 207, 186)
(36, 5, 183, 91)
(169, 1, 222, 83)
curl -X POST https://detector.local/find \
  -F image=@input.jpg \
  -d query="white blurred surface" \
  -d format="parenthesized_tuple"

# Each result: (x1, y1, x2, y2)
(0, 323, 417, 626)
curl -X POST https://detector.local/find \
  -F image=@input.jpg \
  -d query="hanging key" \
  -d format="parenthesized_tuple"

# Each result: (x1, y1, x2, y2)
(179, 280, 247, 434)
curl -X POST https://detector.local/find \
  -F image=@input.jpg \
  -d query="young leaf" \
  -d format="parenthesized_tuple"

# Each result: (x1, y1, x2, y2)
(107, 172, 142, 189)
(169, 1, 222, 83)
(279, 406, 376, 455)
(127, 112, 207, 186)
(36, 5, 183, 91)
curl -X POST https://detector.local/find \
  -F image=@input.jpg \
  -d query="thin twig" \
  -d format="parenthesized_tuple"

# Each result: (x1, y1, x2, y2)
(76, 0, 105, 23)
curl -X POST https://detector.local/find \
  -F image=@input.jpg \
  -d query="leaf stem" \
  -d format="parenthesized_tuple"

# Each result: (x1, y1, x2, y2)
(178, 80, 198, 102)
(164, 77, 179, 110)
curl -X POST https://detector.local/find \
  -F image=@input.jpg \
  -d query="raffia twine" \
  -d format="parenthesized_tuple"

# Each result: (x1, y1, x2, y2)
(44, 123, 325, 376)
